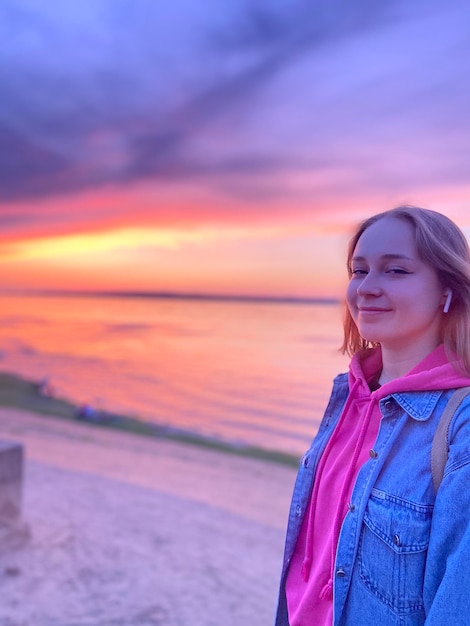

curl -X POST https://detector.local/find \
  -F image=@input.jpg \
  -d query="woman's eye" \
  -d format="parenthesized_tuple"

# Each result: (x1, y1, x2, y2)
(351, 268, 367, 276)
(386, 268, 410, 275)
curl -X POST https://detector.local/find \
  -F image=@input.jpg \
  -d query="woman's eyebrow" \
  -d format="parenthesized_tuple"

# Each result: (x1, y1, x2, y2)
(351, 253, 413, 262)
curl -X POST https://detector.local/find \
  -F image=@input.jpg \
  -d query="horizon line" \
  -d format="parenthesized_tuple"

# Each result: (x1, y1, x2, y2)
(0, 287, 340, 306)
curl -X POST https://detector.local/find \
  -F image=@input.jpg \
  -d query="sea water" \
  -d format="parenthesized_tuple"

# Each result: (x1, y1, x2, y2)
(0, 293, 349, 456)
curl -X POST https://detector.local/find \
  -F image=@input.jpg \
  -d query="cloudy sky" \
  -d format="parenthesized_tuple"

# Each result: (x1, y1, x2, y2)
(1, 0, 470, 297)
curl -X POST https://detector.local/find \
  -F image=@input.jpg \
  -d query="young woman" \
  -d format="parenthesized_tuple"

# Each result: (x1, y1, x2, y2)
(275, 206, 470, 625)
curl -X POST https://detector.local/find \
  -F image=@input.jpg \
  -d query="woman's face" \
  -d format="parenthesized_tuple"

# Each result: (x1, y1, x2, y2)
(346, 216, 445, 355)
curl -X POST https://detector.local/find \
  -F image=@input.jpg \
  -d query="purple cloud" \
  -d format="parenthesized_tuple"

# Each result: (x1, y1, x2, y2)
(1, 0, 470, 233)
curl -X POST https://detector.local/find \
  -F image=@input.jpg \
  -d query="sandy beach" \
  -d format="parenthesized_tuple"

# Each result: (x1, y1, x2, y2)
(0, 408, 297, 626)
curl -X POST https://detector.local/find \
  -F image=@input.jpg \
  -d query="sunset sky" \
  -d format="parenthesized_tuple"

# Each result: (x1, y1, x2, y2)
(2, 0, 470, 298)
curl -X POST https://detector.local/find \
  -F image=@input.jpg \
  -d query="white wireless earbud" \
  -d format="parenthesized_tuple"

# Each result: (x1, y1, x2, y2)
(443, 289, 453, 313)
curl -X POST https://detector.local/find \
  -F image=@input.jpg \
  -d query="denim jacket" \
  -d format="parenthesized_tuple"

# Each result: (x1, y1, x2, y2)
(275, 373, 470, 626)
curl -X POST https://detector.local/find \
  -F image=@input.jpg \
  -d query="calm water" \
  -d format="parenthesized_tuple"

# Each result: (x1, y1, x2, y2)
(0, 294, 349, 456)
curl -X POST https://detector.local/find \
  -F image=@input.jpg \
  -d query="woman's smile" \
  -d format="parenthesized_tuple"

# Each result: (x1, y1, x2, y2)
(358, 306, 392, 313)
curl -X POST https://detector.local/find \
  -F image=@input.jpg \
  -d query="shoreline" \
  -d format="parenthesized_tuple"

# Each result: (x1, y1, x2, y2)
(0, 370, 300, 468)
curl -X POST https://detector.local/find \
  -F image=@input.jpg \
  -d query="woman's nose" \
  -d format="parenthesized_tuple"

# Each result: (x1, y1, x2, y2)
(356, 272, 382, 296)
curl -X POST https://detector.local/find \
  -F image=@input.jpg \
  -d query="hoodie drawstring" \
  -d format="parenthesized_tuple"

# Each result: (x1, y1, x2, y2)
(300, 378, 362, 584)
(319, 396, 376, 601)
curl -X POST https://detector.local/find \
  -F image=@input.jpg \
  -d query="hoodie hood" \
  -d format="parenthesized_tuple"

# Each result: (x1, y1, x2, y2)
(349, 343, 470, 401)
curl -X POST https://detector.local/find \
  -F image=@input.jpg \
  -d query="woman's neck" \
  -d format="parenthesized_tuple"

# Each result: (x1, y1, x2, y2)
(379, 341, 441, 385)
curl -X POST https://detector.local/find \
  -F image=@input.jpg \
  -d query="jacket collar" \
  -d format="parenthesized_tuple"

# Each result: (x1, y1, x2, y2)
(385, 390, 443, 422)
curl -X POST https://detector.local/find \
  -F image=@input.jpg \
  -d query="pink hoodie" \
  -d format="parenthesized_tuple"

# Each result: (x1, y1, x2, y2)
(286, 344, 470, 626)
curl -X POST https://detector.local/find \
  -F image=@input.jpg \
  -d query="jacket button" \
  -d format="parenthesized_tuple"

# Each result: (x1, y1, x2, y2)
(336, 567, 346, 577)
(394, 534, 400, 546)
(295, 505, 302, 517)
(348, 503, 356, 512)
(369, 449, 378, 459)
(302, 456, 309, 468)
(384, 399, 393, 408)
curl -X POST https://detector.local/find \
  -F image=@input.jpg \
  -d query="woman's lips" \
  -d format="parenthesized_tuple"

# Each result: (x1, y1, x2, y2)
(358, 306, 392, 315)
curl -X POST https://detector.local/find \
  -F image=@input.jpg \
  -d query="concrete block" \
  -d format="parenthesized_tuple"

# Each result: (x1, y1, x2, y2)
(0, 441, 23, 523)
(0, 441, 29, 552)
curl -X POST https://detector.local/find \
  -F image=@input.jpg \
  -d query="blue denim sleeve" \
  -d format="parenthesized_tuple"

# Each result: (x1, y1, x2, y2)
(424, 399, 470, 625)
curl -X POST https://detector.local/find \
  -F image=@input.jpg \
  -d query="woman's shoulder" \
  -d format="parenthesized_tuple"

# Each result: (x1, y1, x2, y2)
(333, 371, 349, 384)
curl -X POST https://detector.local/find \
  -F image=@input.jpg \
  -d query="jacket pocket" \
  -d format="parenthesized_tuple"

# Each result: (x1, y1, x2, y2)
(357, 488, 433, 615)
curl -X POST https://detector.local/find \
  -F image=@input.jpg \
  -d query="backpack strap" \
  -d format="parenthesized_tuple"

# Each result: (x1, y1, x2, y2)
(431, 386, 470, 492)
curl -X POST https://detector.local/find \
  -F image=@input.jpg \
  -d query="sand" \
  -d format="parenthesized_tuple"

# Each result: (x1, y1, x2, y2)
(0, 408, 298, 626)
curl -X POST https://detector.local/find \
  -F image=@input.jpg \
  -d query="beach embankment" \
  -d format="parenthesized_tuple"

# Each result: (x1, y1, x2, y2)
(0, 374, 298, 626)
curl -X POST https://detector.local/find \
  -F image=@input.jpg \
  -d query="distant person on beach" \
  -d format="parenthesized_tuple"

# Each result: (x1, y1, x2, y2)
(275, 206, 470, 625)
(37, 377, 54, 397)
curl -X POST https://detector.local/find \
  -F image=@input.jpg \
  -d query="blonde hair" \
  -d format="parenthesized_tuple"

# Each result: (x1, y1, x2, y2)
(341, 205, 470, 375)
